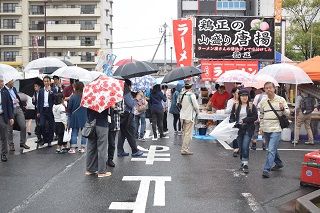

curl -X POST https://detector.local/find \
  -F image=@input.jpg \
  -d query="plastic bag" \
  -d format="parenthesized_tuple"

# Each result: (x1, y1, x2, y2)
(209, 117, 238, 144)
(63, 129, 71, 142)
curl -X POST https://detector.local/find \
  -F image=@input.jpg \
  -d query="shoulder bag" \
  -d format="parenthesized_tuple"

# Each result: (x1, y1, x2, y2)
(267, 100, 289, 129)
(82, 119, 96, 138)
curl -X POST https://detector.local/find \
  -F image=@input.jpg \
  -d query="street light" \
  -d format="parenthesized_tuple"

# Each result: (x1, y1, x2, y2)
(159, 23, 168, 74)
(44, 0, 52, 58)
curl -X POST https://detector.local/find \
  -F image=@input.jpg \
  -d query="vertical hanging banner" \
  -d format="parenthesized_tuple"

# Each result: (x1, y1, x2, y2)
(95, 50, 109, 72)
(34, 36, 40, 59)
(103, 54, 117, 76)
(172, 20, 193, 67)
(274, 0, 283, 22)
(195, 16, 275, 60)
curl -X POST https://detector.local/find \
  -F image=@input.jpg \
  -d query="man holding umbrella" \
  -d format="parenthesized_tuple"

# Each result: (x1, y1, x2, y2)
(5, 79, 30, 151)
(0, 75, 14, 161)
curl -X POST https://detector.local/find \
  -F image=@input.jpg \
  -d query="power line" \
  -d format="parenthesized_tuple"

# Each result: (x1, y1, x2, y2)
(113, 43, 163, 50)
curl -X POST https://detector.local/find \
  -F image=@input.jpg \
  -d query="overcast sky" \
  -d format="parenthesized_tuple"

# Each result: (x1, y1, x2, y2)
(112, 0, 177, 63)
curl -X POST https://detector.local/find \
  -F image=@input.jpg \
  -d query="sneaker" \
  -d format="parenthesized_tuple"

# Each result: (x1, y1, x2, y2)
(292, 141, 298, 144)
(243, 165, 249, 174)
(98, 172, 112, 178)
(55, 149, 62, 154)
(271, 164, 283, 171)
(139, 137, 147, 142)
(262, 171, 270, 178)
(117, 152, 129, 157)
(85, 171, 97, 175)
(78, 148, 85, 153)
(305, 141, 315, 145)
(9, 145, 15, 151)
(68, 149, 76, 154)
(233, 152, 238, 157)
(181, 151, 193, 155)
(160, 134, 166, 138)
(132, 150, 143, 157)
(178, 131, 183, 135)
(239, 163, 244, 170)
(251, 142, 256, 150)
(262, 143, 266, 150)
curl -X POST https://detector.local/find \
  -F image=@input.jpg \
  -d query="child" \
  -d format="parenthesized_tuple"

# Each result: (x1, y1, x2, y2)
(52, 93, 68, 153)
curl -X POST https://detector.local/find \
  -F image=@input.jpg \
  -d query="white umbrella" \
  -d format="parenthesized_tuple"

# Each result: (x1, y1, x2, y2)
(24, 57, 67, 73)
(51, 66, 92, 81)
(256, 63, 313, 147)
(215, 69, 254, 83)
(0, 64, 24, 83)
(243, 74, 279, 89)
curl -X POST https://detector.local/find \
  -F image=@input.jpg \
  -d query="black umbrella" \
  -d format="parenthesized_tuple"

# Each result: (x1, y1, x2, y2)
(161, 66, 203, 83)
(18, 77, 44, 97)
(113, 61, 159, 79)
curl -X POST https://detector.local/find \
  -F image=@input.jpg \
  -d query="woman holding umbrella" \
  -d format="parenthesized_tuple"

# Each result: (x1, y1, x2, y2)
(169, 83, 183, 134)
(150, 84, 167, 139)
(117, 79, 143, 157)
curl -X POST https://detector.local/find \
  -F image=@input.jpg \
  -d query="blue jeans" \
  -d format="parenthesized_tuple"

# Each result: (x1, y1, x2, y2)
(263, 132, 282, 172)
(237, 131, 251, 162)
(70, 128, 87, 147)
(134, 113, 146, 139)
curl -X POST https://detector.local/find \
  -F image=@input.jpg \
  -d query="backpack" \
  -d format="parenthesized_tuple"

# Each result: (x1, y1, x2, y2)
(300, 95, 315, 115)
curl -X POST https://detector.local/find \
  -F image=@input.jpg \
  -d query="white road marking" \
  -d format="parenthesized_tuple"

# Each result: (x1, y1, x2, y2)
(109, 176, 171, 212)
(132, 145, 170, 165)
(217, 139, 233, 150)
(241, 193, 260, 212)
(23, 138, 58, 153)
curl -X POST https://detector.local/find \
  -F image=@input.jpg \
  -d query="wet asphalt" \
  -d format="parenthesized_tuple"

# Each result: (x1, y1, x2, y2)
(0, 117, 318, 213)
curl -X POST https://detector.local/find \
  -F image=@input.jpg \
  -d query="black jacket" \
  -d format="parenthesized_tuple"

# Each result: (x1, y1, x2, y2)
(1, 87, 14, 124)
(230, 103, 258, 137)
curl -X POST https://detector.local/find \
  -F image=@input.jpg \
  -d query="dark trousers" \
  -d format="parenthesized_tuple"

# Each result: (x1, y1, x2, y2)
(40, 108, 54, 143)
(57, 133, 64, 146)
(173, 114, 181, 131)
(163, 111, 168, 131)
(108, 130, 116, 160)
(35, 116, 42, 140)
(152, 109, 164, 137)
(117, 115, 138, 154)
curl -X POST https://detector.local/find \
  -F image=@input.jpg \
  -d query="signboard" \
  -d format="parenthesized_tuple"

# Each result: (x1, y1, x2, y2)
(195, 16, 275, 60)
(173, 19, 193, 67)
(200, 60, 259, 81)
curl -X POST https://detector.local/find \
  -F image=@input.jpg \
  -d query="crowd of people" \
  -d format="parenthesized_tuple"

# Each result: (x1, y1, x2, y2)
(0, 74, 317, 180)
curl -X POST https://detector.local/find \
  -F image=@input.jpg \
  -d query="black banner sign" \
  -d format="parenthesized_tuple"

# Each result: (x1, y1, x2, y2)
(195, 16, 275, 60)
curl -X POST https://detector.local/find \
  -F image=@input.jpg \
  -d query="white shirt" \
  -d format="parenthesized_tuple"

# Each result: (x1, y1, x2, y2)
(179, 91, 200, 122)
(44, 89, 49, 107)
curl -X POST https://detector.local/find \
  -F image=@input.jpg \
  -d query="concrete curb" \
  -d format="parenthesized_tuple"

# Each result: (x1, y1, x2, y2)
(296, 189, 320, 212)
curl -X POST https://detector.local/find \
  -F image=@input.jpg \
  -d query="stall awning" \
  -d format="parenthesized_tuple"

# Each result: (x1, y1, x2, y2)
(296, 56, 320, 82)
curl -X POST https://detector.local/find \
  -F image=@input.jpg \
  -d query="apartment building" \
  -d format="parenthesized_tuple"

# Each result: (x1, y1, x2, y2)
(0, 0, 113, 70)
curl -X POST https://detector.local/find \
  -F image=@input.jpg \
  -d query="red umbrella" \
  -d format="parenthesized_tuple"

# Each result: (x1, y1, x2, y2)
(114, 58, 137, 66)
(80, 76, 124, 113)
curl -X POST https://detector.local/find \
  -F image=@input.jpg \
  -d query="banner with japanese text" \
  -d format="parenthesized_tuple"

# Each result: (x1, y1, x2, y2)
(195, 16, 275, 60)
(173, 20, 193, 67)
(200, 60, 259, 82)
(274, 0, 282, 22)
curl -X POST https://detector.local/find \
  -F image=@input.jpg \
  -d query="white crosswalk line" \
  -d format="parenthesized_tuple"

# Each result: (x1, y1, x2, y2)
(23, 137, 58, 153)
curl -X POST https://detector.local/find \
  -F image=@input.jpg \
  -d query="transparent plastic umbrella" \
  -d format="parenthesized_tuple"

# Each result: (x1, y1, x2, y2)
(24, 57, 67, 73)
(215, 69, 254, 83)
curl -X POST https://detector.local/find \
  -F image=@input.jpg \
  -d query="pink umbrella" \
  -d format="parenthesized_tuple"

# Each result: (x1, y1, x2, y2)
(80, 76, 124, 113)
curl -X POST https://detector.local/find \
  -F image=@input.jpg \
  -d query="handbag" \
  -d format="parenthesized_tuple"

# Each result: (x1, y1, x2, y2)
(136, 103, 147, 113)
(63, 129, 71, 142)
(267, 100, 290, 129)
(82, 119, 96, 138)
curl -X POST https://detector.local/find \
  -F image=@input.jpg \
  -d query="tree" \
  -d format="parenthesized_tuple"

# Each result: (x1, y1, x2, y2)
(282, 0, 320, 60)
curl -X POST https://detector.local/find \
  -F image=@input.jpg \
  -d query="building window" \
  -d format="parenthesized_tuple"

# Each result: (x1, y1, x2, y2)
(80, 20, 97, 30)
(30, 21, 44, 30)
(4, 35, 18, 45)
(3, 3, 18, 13)
(67, 20, 76, 24)
(67, 36, 76, 40)
(3, 19, 17, 29)
(80, 5, 96, 14)
(80, 36, 97, 46)
(30, 5, 44, 15)
(4, 51, 18, 61)
(67, 5, 76, 8)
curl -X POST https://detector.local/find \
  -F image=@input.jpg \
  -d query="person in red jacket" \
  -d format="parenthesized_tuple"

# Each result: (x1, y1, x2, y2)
(206, 85, 230, 111)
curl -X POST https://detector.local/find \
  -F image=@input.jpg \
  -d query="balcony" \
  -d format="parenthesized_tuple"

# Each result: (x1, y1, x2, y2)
(0, 38, 22, 47)
(40, 7, 101, 17)
(54, 56, 98, 65)
(29, 23, 100, 32)
(45, 39, 101, 48)
(0, 22, 22, 31)
(0, 6, 22, 15)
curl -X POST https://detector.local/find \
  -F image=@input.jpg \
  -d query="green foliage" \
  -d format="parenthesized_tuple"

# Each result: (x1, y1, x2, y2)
(282, 0, 320, 60)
